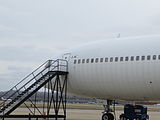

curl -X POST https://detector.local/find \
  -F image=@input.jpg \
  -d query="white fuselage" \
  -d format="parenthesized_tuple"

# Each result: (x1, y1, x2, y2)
(59, 36, 160, 101)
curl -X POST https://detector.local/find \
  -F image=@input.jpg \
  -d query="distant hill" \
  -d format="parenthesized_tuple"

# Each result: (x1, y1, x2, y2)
(0, 91, 158, 105)
(0, 91, 99, 104)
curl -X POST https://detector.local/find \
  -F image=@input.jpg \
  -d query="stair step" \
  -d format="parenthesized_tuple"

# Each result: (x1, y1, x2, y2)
(21, 92, 25, 95)
(12, 100, 16, 103)
(14, 97, 19, 101)
(9, 101, 14, 104)
(17, 95, 22, 98)
(0, 61, 63, 115)
(6, 105, 10, 107)
(4, 106, 9, 108)
(27, 86, 33, 90)
(1, 108, 6, 111)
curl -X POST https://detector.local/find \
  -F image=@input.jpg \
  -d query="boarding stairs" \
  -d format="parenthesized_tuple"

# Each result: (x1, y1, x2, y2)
(0, 59, 68, 117)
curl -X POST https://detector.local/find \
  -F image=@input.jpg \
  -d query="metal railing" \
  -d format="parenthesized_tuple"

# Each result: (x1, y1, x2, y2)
(0, 59, 68, 109)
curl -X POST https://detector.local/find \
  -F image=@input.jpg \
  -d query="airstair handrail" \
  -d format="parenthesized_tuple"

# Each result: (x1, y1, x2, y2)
(0, 59, 68, 107)
(0, 60, 51, 100)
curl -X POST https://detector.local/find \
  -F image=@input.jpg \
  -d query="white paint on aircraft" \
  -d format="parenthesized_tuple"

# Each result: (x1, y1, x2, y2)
(58, 35, 160, 101)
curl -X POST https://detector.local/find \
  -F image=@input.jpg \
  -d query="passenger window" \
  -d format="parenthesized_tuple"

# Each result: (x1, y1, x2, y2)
(95, 58, 99, 63)
(110, 57, 113, 62)
(91, 58, 94, 63)
(86, 59, 89, 63)
(125, 57, 129, 61)
(82, 59, 85, 63)
(105, 58, 108, 62)
(153, 55, 156, 60)
(131, 56, 134, 61)
(100, 58, 103, 62)
(78, 59, 81, 64)
(120, 57, 123, 61)
(74, 60, 77, 64)
(147, 55, 151, 60)
(115, 57, 118, 62)
(142, 56, 145, 61)
(136, 56, 139, 61)
(159, 55, 160, 60)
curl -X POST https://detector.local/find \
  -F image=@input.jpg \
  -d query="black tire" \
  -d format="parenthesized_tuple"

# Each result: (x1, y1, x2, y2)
(102, 113, 114, 120)
(120, 117, 126, 120)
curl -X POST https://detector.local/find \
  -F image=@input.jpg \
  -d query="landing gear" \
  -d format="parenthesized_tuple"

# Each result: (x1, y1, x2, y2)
(102, 113, 114, 120)
(101, 100, 149, 120)
(102, 100, 115, 120)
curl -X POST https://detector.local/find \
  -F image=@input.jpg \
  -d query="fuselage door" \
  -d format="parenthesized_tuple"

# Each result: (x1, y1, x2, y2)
(62, 53, 71, 61)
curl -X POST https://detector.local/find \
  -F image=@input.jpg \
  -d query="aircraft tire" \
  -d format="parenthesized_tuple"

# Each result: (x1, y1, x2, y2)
(102, 113, 114, 120)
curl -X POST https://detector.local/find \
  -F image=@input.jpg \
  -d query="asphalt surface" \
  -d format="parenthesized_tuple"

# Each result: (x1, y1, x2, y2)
(1, 105, 160, 120)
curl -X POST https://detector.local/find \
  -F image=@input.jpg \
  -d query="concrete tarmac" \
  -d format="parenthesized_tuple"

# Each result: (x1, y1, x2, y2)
(2, 104, 160, 120)
(67, 109, 160, 120)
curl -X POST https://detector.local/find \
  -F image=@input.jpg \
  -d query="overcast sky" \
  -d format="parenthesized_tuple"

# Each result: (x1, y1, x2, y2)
(0, 0, 160, 90)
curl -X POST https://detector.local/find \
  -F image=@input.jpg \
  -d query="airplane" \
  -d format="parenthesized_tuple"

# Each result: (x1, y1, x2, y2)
(1, 35, 159, 120)
(53, 35, 160, 120)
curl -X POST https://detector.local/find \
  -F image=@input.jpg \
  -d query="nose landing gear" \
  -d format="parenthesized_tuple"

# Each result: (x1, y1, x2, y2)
(102, 100, 115, 120)
(102, 113, 114, 120)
